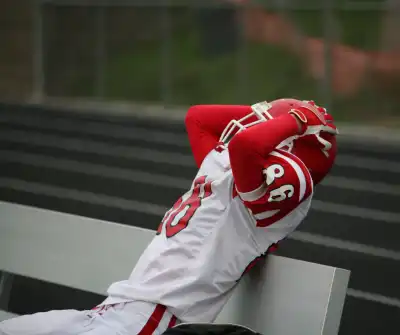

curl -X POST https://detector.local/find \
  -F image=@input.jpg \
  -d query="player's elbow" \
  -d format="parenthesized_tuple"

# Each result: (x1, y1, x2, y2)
(185, 105, 203, 128)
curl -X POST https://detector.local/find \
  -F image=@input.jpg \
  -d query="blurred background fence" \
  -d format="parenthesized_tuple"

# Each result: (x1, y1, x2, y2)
(1, 0, 399, 124)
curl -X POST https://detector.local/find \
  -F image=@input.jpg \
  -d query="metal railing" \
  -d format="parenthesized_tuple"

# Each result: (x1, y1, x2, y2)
(1, 0, 399, 122)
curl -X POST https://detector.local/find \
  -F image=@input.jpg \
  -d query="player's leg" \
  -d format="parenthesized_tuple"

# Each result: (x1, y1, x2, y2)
(81, 301, 178, 335)
(0, 309, 90, 335)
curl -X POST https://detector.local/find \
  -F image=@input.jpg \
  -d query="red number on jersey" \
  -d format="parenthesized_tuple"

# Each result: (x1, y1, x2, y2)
(156, 176, 213, 238)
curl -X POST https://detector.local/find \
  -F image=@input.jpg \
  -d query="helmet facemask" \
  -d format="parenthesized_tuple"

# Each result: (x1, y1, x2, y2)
(219, 101, 273, 145)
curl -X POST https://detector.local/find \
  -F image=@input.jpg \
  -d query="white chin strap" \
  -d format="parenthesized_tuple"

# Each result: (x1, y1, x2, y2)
(277, 125, 338, 157)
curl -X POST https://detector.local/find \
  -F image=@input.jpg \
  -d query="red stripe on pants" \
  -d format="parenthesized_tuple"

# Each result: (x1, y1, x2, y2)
(138, 304, 167, 335)
(168, 315, 178, 328)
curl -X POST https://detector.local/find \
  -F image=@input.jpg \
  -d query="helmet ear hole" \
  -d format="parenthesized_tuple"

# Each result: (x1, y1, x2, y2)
(289, 109, 307, 124)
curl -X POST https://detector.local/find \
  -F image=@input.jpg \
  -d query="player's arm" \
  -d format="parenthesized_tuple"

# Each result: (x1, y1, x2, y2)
(229, 113, 301, 197)
(185, 105, 252, 167)
(228, 113, 311, 226)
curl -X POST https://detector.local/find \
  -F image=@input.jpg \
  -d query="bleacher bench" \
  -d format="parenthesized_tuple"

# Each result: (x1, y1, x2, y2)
(0, 201, 350, 334)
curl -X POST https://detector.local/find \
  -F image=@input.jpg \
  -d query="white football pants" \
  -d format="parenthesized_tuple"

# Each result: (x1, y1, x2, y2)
(0, 300, 178, 335)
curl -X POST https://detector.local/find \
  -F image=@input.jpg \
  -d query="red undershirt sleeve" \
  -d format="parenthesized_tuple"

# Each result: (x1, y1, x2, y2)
(185, 105, 253, 168)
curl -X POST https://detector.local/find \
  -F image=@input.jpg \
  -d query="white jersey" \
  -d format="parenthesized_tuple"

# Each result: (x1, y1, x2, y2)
(103, 147, 313, 322)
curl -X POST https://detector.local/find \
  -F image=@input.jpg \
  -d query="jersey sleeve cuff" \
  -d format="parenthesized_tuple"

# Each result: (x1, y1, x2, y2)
(236, 182, 267, 202)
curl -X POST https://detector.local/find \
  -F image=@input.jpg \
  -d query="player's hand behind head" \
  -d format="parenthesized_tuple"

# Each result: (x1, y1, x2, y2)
(269, 99, 338, 136)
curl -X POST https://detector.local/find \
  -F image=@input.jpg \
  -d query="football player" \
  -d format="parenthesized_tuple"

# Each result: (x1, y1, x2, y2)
(0, 99, 338, 335)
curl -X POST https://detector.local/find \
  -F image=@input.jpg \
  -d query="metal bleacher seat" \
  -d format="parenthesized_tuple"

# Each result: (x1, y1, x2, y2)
(0, 201, 350, 334)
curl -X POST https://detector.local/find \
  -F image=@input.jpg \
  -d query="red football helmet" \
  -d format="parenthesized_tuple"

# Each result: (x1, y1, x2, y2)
(220, 98, 338, 185)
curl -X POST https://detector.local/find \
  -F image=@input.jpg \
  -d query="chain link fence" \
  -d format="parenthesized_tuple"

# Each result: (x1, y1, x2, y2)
(1, 0, 399, 123)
